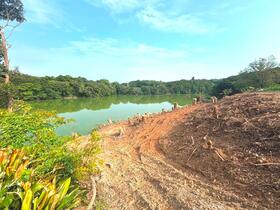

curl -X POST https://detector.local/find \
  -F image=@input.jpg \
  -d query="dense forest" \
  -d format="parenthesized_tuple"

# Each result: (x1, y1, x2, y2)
(1, 63, 280, 103)
(0, 71, 216, 102)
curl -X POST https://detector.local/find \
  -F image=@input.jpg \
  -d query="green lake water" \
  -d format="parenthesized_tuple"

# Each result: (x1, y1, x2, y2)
(31, 95, 192, 136)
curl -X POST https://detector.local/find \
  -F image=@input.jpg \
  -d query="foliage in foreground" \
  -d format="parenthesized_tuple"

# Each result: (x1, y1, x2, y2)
(0, 101, 102, 180)
(67, 130, 102, 182)
(0, 101, 103, 208)
(0, 148, 81, 210)
(0, 101, 73, 178)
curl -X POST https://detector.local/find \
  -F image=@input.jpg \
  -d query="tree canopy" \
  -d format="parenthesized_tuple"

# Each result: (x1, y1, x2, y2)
(244, 55, 279, 73)
(0, 71, 215, 102)
(0, 0, 25, 23)
(212, 67, 280, 97)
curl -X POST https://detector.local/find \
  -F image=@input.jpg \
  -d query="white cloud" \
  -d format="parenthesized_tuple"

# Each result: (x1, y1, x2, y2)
(11, 37, 215, 82)
(86, 0, 142, 13)
(67, 38, 188, 59)
(86, 0, 162, 13)
(86, 0, 217, 34)
(12, 35, 251, 82)
(22, 0, 83, 32)
(22, 0, 62, 25)
(137, 7, 212, 34)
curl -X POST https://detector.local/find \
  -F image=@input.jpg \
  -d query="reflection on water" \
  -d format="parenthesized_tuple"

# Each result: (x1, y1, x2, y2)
(31, 95, 192, 136)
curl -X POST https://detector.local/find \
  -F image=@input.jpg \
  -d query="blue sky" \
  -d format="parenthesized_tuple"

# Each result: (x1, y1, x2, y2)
(7, 0, 280, 82)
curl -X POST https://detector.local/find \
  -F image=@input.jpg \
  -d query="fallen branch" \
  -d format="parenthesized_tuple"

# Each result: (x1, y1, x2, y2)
(214, 149, 225, 161)
(187, 147, 197, 162)
(253, 162, 280, 166)
(190, 136, 194, 145)
(177, 146, 186, 151)
(86, 176, 97, 210)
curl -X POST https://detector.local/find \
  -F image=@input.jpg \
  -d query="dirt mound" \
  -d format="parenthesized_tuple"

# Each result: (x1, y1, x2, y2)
(85, 92, 280, 209)
(160, 92, 280, 209)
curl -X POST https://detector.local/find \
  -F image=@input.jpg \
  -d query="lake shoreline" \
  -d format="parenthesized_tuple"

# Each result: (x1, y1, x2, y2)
(31, 95, 194, 136)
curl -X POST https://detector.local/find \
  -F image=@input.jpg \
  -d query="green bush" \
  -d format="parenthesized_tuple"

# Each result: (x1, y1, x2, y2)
(0, 100, 67, 148)
(0, 101, 103, 208)
(0, 101, 74, 178)
(0, 101, 101, 180)
(263, 84, 280, 92)
(73, 130, 102, 182)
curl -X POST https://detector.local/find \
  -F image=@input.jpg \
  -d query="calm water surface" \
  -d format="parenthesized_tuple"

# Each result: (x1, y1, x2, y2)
(31, 95, 192, 136)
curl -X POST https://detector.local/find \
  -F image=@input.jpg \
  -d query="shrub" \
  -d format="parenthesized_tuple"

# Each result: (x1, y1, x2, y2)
(263, 84, 280, 92)
(0, 101, 102, 209)
(0, 101, 76, 179)
(73, 130, 102, 182)
(0, 101, 102, 180)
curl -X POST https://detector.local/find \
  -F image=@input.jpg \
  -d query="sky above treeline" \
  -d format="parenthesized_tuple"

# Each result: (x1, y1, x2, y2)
(8, 0, 280, 82)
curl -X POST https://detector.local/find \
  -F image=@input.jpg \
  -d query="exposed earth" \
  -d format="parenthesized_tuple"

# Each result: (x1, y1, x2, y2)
(82, 92, 280, 210)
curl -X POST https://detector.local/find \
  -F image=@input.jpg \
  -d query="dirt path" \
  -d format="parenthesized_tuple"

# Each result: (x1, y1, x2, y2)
(96, 105, 257, 210)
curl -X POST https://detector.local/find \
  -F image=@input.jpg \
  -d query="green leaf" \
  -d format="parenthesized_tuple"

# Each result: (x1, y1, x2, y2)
(33, 197, 39, 210)
(31, 183, 44, 194)
(57, 178, 71, 202)
(21, 189, 33, 210)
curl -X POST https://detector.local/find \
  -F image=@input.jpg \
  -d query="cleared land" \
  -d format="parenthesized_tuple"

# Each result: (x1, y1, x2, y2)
(82, 92, 280, 210)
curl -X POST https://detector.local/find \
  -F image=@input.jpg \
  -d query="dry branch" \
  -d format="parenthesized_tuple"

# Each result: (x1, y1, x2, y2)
(86, 176, 97, 210)
(253, 162, 280, 166)
(214, 149, 225, 161)
(187, 147, 197, 162)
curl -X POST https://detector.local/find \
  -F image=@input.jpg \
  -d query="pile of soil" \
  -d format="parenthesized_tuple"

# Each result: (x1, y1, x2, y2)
(78, 92, 280, 209)
(160, 92, 280, 209)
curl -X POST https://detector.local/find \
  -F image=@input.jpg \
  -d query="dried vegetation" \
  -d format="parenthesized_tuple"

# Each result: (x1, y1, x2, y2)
(162, 92, 280, 209)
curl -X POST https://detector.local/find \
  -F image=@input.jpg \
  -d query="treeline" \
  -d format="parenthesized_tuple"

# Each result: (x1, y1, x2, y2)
(1, 57, 280, 102)
(212, 56, 280, 97)
(1, 72, 216, 101)
(212, 67, 280, 97)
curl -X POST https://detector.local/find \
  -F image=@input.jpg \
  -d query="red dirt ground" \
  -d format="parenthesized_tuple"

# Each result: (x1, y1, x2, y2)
(86, 92, 279, 210)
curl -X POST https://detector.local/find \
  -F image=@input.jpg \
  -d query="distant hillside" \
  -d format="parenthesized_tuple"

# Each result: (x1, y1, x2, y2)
(212, 67, 280, 97)
(1, 72, 215, 101)
(0, 66, 279, 103)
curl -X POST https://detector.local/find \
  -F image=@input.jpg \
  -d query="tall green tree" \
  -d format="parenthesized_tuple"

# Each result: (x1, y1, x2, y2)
(243, 55, 279, 88)
(0, 0, 25, 111)
(212, 56, 280, 97)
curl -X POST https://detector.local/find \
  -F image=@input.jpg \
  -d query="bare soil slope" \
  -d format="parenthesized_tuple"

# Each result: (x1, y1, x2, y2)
(96, 92, 280, 210)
